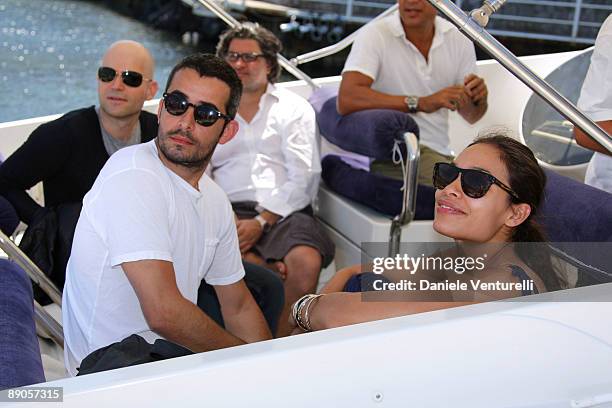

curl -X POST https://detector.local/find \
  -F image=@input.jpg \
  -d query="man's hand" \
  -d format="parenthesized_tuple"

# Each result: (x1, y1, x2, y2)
(419, 86, 470, 113)
(463, 74, 488, 106)
(236, 218, 263, 253)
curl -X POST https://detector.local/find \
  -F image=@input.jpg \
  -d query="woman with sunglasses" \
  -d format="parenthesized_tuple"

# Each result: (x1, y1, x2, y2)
(290, 134, 563, 333)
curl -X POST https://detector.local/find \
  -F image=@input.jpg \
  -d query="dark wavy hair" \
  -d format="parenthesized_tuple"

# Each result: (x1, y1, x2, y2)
(216, 22, 282, 83)
(164, 53, 242, 119)
(469, 134, 562, 291)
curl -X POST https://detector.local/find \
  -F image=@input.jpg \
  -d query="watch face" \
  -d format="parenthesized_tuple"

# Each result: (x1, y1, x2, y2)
(406, 96, 418, 112)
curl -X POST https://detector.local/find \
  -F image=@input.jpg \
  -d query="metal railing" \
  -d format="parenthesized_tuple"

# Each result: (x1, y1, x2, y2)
(456, 0, 612, 44)
(195, 0, 320, 89)
(389, 132, 419, 257)
(290, 3, 398, 66)
(430, 0, 612, 153)
(213, 0, 610, 44)
(0, 230, 64, 348)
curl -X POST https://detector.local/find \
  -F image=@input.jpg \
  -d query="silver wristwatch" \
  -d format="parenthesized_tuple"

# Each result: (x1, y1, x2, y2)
(255, 214, 271, 233)
(404, 95, 419, 114)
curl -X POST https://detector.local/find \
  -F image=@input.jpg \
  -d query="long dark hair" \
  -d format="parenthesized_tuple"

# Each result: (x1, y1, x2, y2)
(469, 135, 563, 291)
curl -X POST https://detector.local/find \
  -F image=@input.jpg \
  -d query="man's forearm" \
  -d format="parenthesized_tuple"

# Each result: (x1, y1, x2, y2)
(150, 296, 246, 353)
(222, 296, 272, 343)
(574, 120, 612, 156)
(337, 85, 407, 115)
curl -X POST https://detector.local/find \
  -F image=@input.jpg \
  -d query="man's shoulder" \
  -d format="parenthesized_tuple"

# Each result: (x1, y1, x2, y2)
(358, 13, 396, 38)
(436, 16, 470, 44)
(272, 87, 315, 113)
(99, 141, 160, 177)
(37, 106, 97, 132)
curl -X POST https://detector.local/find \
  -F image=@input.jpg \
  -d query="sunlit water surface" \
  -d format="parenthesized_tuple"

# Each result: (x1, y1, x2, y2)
(0, 0, 198, 122)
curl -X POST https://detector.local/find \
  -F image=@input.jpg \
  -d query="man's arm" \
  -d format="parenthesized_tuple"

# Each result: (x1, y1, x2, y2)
(235, 210, 280, 253)
(122, 259, 246, 352)
(215, 279, 272, 342)
(337, 72, 408, 115)
(0, 123, 68, 223)
(337, 71, 477, 117)
(574, 120, 612, 156)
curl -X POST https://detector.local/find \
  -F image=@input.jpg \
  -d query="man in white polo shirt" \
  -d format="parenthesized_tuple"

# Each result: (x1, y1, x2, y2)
(62, 54, 271, 376)
(337, 0, 488, 185)
(574, 13, 612, 194)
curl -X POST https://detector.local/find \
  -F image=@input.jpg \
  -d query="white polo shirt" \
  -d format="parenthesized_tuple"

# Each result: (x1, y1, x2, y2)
(62, 140, 244, 376)
(577, 14, 612, 194)
(342, 12, 477, 155)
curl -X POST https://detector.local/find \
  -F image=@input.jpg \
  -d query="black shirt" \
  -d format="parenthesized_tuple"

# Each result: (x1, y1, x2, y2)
(0, 106, 158, 223)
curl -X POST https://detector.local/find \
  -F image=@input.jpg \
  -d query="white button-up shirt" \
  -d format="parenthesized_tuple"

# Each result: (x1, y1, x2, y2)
(209, 83, 321, 217)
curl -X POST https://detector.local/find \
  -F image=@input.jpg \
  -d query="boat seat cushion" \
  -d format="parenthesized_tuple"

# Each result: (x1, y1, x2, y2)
(0, 260, 45, 390)
(540, 169, 612, 242)
(321, 154, 435, 218)
(310, 87, 429, 217)
(539, 170, 612, 284)
(309, 86, 419, 159)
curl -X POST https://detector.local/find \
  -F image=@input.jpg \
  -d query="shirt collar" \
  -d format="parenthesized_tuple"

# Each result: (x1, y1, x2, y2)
(264, 82, 281, 101)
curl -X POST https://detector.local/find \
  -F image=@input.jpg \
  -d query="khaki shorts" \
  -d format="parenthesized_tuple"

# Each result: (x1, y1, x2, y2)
(370, 145, 454, 186)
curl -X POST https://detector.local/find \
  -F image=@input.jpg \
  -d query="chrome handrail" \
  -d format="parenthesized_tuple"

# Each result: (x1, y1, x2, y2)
(35, 301, 64, 348)
(0, 230, 62, 306)
(389, 132, 419, 257)
(195, 0, 319, 90)
(429, 0, 612, 154)
(290, 4, 399, 66)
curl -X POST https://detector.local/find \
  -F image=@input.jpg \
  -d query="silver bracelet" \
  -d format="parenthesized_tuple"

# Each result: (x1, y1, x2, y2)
(303, 294, 323, 332)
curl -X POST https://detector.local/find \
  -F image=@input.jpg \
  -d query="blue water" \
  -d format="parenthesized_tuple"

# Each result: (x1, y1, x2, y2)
(0, 0, 199, 122)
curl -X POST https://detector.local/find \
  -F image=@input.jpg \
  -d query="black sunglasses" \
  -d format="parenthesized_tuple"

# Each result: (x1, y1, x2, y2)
(98, 66, 150, 88)
(225, 51, 265, 63)
(433, 162, 519, 200)
(163, 92, 231, 127)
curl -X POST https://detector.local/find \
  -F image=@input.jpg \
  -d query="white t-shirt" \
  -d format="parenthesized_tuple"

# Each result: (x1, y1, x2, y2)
(342, 13, 477, 156)
(62, 140, 244, 376)
(577, 14, 612, 194)
(209, 83, 320, 217)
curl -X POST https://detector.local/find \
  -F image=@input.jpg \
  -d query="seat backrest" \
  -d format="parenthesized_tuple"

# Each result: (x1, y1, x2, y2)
(540, 169, 612, 243)
(0, 259, 45, 390)
(539, 169, 612, 284)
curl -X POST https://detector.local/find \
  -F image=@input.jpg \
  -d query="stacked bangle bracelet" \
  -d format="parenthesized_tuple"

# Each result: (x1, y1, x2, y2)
(292, 294, 323, 332)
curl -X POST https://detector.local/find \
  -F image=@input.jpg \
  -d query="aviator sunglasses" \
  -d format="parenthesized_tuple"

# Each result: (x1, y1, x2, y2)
(98, 66, 150, 88)
(163, 92, 232, 127)
(433, 162, 519, 200)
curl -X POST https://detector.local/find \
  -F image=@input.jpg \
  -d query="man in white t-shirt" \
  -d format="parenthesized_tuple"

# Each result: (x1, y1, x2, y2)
(62, 54, 271, 376)
(212, 23, 335, 336)
(575, 13, 612, 194)
(337, 0, 488, 185)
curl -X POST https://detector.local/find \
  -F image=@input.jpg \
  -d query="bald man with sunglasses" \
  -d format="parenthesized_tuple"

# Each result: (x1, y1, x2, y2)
(0, 40, 159, 227)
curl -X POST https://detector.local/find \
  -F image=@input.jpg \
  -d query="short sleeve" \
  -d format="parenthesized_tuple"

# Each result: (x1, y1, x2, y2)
(342, 24, 383, 81)
(577, 19, 612, 121)
(203, 197, 245, 286)
(85, 168, 174, 267)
